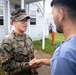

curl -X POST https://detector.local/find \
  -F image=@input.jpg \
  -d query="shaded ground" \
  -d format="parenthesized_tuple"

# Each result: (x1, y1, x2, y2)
(34, 50, 52, 75)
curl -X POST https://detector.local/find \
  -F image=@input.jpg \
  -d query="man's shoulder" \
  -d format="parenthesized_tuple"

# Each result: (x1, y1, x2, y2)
(59, 40, 76, 62)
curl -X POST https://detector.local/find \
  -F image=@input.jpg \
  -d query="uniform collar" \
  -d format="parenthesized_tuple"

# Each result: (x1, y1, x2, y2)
(11, 30, 26, 41)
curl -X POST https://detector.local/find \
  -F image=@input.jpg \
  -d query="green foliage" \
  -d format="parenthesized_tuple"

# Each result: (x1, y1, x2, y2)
(33, 32, 65, 55)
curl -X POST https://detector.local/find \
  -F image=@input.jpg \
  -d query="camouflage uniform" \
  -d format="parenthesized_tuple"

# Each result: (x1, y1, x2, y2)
(0, 31, 38, 75)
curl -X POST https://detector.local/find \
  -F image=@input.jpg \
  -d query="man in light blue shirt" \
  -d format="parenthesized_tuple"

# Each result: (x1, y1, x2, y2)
(28, 0, 76, 75)
(51, 36, 76, 75)
(50, 0, 76, 74)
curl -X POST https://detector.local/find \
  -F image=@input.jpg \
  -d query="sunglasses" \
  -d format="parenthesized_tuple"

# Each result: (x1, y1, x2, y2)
(15, 19, 30, 23)
(20, 19, 30, 22)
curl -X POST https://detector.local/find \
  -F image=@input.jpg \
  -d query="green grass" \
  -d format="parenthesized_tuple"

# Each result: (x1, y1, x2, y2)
(33, 32, 65, 55)
(55, 32, 64, 37)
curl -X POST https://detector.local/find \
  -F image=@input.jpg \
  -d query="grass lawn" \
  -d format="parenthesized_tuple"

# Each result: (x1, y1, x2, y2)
(33, 32, 65, 55)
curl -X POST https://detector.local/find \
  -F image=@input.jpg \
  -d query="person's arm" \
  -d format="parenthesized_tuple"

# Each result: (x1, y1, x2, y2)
(29, 58, 51, 69)
(25, 35, 38, 75)
(33, 58, 51, 66)
(37, 58, 51, 66)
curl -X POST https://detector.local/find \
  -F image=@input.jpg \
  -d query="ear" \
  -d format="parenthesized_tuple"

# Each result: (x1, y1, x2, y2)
(13, 22, 16, 27)
(58, 9, 64, 22)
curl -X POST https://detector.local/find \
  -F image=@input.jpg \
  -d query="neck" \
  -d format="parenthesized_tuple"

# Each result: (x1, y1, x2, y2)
(14, 29, 24, 35)
(63, 21, 76, 40)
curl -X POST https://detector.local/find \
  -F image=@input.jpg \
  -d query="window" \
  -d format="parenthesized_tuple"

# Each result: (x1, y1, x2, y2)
(30, 18, 36, 25)
(15, 5, 20, 9)
(30, 10, 36, 25)
(0, 6, 4, 25)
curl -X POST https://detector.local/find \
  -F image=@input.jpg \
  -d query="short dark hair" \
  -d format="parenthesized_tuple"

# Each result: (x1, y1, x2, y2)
(51, 0, 76, 21)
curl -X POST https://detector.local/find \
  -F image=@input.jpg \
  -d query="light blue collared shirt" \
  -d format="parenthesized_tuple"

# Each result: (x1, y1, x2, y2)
(51, 36, 76, 75)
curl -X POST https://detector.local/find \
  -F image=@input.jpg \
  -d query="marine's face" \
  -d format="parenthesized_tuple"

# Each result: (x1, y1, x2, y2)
(52, 6, 63, 33)
(14, 18, 29, 34)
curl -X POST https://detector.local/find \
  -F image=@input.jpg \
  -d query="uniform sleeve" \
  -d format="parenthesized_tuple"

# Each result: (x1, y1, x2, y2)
(30, 39, 34, 59)
(0, 38, 30, 74)
(51, 57, 76, 75)
(26, 36, 34, 60)
(25, 35, 38, 75)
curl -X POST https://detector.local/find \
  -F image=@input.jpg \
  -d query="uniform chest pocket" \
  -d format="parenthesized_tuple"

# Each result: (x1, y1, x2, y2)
(13, 48, 29, 62)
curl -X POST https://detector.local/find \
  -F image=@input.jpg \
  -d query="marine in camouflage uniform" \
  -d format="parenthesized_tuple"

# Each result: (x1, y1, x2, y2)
(0, 8, 38, 75)
(0, 31, 38, 75)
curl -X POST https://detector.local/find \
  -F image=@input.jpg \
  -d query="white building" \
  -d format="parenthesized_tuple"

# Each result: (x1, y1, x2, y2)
(0, 0, 49, 41)
(0, 0, 55, 49)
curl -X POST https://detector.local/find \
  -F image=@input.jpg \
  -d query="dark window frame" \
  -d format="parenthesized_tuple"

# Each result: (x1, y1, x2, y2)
(30, 10, 36, 25)
(30, 18, 36, 25)
(0, 6, 4, 26)
(15, 5, 20, 9)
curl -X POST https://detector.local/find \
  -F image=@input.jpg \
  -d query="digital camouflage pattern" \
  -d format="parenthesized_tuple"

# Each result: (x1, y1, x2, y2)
(0, 31, 38, 75)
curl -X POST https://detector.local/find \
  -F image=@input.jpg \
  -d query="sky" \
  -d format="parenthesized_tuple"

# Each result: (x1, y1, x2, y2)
(45, 0, 52, 14)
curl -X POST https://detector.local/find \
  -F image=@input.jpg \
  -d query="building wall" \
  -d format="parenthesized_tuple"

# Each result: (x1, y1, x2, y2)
(0, 0, 8, 41)
(0, 1, 48, 41)
(27, 3, 48, 40)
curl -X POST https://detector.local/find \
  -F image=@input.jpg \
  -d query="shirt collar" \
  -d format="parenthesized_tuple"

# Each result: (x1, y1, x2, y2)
(11, 30, 26, 41)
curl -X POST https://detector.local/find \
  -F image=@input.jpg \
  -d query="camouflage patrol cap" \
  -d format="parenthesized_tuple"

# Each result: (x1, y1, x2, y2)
(11, 8, 30, 21)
